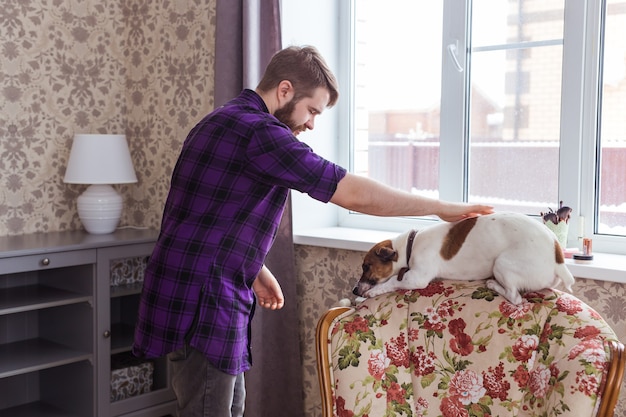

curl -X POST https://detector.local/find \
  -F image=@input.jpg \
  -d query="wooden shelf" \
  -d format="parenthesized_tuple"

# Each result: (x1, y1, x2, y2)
(0, 285, 91, 316)
(0, 338, 91, 378)
(110, 281, 143, 298)
(0, 401, 82, 417)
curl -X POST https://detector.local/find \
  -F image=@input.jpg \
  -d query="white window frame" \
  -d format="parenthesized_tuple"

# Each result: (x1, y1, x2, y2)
(284, 0, 626, 256)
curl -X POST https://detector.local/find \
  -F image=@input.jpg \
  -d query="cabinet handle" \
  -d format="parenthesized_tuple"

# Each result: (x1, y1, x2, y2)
(41, 258, 50, 266)
(103, 330, 111, 338)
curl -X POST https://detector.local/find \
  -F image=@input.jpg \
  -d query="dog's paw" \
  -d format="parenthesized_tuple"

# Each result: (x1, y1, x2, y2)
(364, 287, 388, 298)
(505, 293, 523, 305)
(486, 279, 523, 304)
(402, 270, 432, 289)
(485, 279, 501, 293)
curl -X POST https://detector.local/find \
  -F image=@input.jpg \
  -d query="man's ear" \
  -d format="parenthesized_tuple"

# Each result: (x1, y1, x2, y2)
(276, 80, 294, 105)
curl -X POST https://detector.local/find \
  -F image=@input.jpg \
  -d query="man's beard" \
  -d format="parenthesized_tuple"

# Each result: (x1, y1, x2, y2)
(274, 99, 305, 135)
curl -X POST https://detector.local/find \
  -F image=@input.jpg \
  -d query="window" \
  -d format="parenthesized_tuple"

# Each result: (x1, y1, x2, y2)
(338, 0, 626, 253)
(468, 1, 564, 214)
(596, 0, 626, 236)
(352, 2, 443, 202)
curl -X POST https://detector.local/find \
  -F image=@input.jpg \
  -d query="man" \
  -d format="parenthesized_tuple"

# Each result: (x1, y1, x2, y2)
(133, 45, 493, 417)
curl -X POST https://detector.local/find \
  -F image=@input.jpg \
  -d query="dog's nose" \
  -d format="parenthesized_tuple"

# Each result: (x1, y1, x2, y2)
(352, 286, 359, 296)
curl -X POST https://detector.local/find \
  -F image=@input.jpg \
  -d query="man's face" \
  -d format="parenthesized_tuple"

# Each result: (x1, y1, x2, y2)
(274, 87, 330, 136)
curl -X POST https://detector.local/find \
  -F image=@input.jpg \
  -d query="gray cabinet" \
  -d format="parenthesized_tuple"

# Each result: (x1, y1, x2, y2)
(0, 229, 176, 416)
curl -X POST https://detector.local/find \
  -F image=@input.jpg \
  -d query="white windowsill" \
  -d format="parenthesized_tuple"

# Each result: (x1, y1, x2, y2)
(293, 227, 626, 284)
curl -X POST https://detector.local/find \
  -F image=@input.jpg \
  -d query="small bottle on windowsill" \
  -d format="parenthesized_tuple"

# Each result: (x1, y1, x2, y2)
(573, 238, 594, 263)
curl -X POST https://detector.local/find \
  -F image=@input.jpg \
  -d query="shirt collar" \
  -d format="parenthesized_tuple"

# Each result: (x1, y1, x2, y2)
(241, 89, 270, 114)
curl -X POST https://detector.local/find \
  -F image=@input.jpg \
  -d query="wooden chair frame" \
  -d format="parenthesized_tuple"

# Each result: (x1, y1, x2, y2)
(596, 340, 626, 417)
(316, 306, 353, 417)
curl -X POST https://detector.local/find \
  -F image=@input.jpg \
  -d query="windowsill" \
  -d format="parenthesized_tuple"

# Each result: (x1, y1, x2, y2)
(293, 227, 626, 284)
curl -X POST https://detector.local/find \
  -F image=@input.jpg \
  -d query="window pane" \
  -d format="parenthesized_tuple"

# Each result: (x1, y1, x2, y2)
(597, 1, 626, 236)
(353, 1, 443, 198)
(468, 0, 564, 214)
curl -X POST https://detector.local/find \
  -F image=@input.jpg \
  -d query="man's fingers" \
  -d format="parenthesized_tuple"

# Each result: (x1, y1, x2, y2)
(259, 298, 285, 310)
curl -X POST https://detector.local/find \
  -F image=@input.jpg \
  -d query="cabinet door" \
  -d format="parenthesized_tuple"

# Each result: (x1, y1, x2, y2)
(96, 243, 176, 417)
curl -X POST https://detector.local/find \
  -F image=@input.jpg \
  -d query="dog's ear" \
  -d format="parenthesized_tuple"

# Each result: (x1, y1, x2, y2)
(375, 245, 398, 262)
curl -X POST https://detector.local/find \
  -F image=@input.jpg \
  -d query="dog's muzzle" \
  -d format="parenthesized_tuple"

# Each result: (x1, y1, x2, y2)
(352, 279, 375, 297)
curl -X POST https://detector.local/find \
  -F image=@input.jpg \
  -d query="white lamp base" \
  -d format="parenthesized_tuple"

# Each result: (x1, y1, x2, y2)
(76, 184, 123, 234)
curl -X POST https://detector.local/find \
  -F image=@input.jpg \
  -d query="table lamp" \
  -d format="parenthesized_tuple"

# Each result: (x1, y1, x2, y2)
(64, 134, 138, 234)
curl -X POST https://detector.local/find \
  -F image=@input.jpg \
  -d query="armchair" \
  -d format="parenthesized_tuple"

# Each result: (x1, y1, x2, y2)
(316, 279, 625, 417)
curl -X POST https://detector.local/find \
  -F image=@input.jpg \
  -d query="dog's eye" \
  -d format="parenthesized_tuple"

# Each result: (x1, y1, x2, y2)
(362, 264, 370, 273)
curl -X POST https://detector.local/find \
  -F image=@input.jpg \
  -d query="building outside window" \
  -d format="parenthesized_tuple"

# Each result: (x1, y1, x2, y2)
(344, 0, 626, 251)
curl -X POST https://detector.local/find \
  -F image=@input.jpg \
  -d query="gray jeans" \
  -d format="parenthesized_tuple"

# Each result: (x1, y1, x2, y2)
(168, 345, 245, 417)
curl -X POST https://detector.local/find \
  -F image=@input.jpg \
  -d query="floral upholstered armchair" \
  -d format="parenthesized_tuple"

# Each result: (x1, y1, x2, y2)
(316, 279, 625, 417)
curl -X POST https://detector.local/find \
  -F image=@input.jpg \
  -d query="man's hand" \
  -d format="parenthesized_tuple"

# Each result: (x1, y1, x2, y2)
(253, 265, 285, 310)
(436, 202, 494, 222)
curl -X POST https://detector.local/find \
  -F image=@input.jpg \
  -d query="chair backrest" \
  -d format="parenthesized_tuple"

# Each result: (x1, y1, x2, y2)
(316, 280, 625, 417)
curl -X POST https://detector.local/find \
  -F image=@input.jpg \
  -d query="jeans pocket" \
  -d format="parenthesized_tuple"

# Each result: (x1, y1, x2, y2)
(167, 345, 189, 362)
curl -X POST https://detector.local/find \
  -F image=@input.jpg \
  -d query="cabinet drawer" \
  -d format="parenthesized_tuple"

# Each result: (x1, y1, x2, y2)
(0, 249, 96, 275)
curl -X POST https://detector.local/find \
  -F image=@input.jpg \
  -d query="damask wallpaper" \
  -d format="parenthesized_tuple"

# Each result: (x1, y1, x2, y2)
(0, 0, 216, 235)
(294, 244, 626, 417)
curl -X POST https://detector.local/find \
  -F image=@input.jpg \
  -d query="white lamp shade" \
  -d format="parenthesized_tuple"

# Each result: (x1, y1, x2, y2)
(64, 134, 137, 184)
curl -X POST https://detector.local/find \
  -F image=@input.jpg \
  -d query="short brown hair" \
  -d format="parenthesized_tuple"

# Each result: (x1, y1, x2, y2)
(257, 45, 339, 108)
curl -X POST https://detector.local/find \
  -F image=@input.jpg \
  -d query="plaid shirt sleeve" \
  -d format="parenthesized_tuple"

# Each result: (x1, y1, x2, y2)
(245, 117, 346, 203)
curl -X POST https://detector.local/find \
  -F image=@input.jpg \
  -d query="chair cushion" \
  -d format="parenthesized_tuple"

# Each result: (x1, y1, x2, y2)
(328, 279, 618, 417)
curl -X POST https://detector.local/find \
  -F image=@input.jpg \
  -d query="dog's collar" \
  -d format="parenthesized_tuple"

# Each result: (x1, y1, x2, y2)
(397, 229, 417, 281)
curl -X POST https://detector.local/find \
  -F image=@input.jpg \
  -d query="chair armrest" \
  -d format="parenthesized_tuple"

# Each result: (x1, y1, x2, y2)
(597, 340, 626, 417)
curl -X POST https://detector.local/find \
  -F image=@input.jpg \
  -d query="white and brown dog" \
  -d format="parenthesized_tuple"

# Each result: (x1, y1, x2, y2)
(353, 212, 575, 304)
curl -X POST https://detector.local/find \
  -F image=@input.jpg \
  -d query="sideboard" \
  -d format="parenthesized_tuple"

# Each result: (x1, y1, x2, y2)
(0, 228, 176, 416)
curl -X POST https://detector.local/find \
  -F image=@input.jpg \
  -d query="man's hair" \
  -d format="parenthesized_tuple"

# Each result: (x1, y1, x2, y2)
(257, 45, 339, 108)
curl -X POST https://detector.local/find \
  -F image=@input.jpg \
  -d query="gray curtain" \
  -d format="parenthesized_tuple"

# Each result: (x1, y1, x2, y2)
(214, 0, 282, 106)
(214, 1, 305, 416)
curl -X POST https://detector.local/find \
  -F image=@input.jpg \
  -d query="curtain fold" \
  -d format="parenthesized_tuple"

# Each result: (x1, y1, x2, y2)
(214, 1, 305, 416)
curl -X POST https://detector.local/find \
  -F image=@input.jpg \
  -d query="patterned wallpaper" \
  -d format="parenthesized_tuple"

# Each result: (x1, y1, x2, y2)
(295, 244, 626, 417)
(0, 0, 216, 236)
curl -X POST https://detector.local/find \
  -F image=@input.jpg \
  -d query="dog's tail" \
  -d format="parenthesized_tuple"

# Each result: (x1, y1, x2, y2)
(555, 263, 575, 293)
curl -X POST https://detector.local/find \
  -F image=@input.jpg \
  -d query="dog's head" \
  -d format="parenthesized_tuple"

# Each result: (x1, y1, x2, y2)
(352, 239, 398, 297)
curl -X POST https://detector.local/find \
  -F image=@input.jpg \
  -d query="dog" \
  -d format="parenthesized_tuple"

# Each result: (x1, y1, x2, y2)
(353, 212, 575, 304)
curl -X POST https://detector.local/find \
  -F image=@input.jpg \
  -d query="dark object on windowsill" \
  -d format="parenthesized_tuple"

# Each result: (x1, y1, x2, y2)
(541, 201, 572, 225)
(573, 253, 594, 263)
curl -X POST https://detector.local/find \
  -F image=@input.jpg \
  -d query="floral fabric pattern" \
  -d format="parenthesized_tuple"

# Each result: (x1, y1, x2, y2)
(326, 280, 620, 417)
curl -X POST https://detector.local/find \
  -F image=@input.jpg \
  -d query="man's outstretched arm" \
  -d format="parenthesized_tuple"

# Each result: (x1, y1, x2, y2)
(330, 172, 493, 222)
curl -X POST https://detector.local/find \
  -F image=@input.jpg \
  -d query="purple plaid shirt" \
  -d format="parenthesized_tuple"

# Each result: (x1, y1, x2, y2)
(133, 89, 346, 374)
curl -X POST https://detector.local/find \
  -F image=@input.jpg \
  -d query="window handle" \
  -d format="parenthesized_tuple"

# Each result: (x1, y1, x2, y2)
(447, 42, 464, 72)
